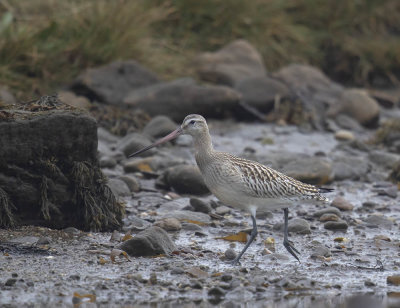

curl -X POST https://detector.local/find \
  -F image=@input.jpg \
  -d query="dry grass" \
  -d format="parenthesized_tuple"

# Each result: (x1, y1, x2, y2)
(0, 0, 399, 99)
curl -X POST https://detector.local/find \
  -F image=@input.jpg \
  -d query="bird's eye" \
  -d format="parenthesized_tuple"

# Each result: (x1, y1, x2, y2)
(189, 120, 196, 125)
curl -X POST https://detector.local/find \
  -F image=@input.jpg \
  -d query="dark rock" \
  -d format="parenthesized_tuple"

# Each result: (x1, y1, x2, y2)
(282, 157, 333, 185)
(182, 223, 203, 231)
(368, 89, 398, 108)
(208, 286, 226, 298)
(119, 175, 140, 192)
(71, 60, 159, 105)
(163, 165, 209, 195)
(5, 278, 17, 286)
(324, 220, 348, 230)
(0, 104, 123, 231)
(319, 213, 340, 222)
(196, 39, 266, 86)
(153, 217, 182, 231)
(313, 207, 342, 218)
(331, 197, 354, 211)
(190, 198, 212, 214)
(108, 178, 131, 198)
(328, 89, 380, 128)
(143, 115, 178, 139)
(124, 79, 241, 121)
(376, 186, 398, 199)
(118, 226, 176, 256)
(126, 215, 152, 231)
(364, 215, 393, 229)
(235, 76, 290, 113)
(117, 132, 155, 158)
(163, 210, 211, 224)
(221, 274, 233, 282)
(170, 267, 185, 275)
(274, 218, 311, 234)
(36, 236, 51, 245)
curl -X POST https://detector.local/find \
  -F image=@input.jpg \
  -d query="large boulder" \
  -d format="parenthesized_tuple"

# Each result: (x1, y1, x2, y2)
(123, 79, 241, 121)
(327, 89, 380, 127)
(195, 39, 267, 86)
(273, 64, 344, 129)
(235, 76, 290, 114)
(0, 96, 124, 230)
(70, 60, 159, 105)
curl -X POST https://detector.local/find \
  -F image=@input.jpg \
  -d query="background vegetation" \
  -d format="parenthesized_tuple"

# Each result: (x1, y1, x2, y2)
(0, 0, 399, 99)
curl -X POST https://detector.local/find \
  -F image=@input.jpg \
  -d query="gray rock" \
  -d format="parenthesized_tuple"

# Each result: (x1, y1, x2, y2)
(364, 215, 393, 229)
(36, 236, 51, 245)
(311, 244, 332, 258)
(126, 215, 152, 231)
(273, 64, 343, 130)
(335, 114, 364, 132)
(332, 155, 370, 181)
(319, 213, 340, 222)
(182, 223, 203, 231)
(123, 79, 241, 121)
(71, 60, 159, 105)
(157, 198, 190, 213)
(328, 88, 380, 128)
(331, 197, 354, 211)
(324, 220, 348, 230)
(313, 207, 342, 218)
(5, 278, 17, 287)
(224, 248, 237, 260)
(116, 132, 155, 157)
(108, 178, 131, 197)
(215, 205, 231, 215)
(143, 115, 178, 139)
(99, 156, 117, 168)
(118, 226, 176, 256)
(235, 76, 290, 113)
(196, 39, 266, 86)
(190, 198, 212, 214)
(163, 165, 209, 195)
(153, 217, 182, 231)
(282, 157, 333, 185)
(274, 218, 311, 234)
(163, 210, 211, 224)
(369, 150, 400, 170)
(119, 175, 140, 192)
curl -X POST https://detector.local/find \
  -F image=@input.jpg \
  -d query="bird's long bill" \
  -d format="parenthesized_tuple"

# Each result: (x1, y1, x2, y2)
(128, 127, 182, 158)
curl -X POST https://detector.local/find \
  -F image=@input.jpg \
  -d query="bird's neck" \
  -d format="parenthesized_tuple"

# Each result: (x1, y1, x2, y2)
(193, 131, 214, 167)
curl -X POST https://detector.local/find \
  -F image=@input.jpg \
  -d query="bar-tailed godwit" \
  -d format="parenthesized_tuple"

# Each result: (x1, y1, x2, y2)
(130, 114, 332, 265)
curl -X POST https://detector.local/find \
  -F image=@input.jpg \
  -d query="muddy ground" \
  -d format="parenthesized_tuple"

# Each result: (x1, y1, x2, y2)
(1, 119, 400, 308)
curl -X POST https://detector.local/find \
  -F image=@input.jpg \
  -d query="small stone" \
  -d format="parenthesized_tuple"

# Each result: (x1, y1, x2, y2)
(364, 215, 393, 229)
(170, 267, 185, 275)
(215, 205, 231, 215)
(221, 274, 233, 282)
(99, 156, 117, 168)
(164, 165, 209, 195)
(311, 244, 332, 258)
(5, 278, 17, 286)
(335, 130, 355, 141)
(362, 201, 377, 209)
(153, 217, 182, 231)
(63, 227, 80, 234)
(319, 213, 340, 222)
(313, 207, 342, 218)
(143, 115, 177, 139)
(119, 175, 141, 192)
(364, 280, 376, 287)
(149, 272, 157, 285)
(163, 210, 211, 224)
(224, 248, 237, 260)
(324, 220, 348, 230)
(273, 218, 311, 234)
(36, 236, 51, 245)
(387, 275, 400, 286)
(208, 286, 226, 298)
(190, 198, 212, 214)
(108, 178, 131, 198)
(69, 274, 80, 280)
(331, 197, 354, 211)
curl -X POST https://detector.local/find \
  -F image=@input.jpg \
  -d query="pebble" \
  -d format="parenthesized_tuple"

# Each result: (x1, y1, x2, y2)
(119, 175, 141, 192)
(170, 267, 185, 275)
(319, 213, 340, 222)
(324, 220, 348, 230)
(313, 207, 342, 218)
(387, 275, 400, 286)
(331, 196, 354, 211)
(190, 198, 212, 214)
(273, 218, 311, 234)
(224, 248, 237, 260)
(364, 215, 393, 229)
(108, 178, 131, 197)
(5, 278, 17, 287)
(36, 236, 51, 245)
(311, 244, 332, 258)
(215, 205, 231, 215)
(221, 274, 233, 282)
(165, 165, 210, 195)
(153, 217, 182, 231)
(364, 280, 376, 287)
(208, 286, 226, 297)
(99, 156, 117, 168)
(163, 210, 211, 224)
(335, 130, 355, 141)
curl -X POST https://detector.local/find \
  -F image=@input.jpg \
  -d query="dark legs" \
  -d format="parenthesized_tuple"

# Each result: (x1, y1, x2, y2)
(231, 214, 258, 265)
(283, 208, 300, 262)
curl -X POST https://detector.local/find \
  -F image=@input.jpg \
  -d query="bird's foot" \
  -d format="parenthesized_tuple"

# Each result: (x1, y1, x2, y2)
(230, 258, 241, 266)
(283, 240, 300, 262)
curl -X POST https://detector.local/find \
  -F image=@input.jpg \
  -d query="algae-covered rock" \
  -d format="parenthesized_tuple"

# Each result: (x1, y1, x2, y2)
(0, 96, 124, 231)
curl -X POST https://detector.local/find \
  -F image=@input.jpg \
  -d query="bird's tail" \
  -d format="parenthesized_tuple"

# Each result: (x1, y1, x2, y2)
(318, 187, 334, 194)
